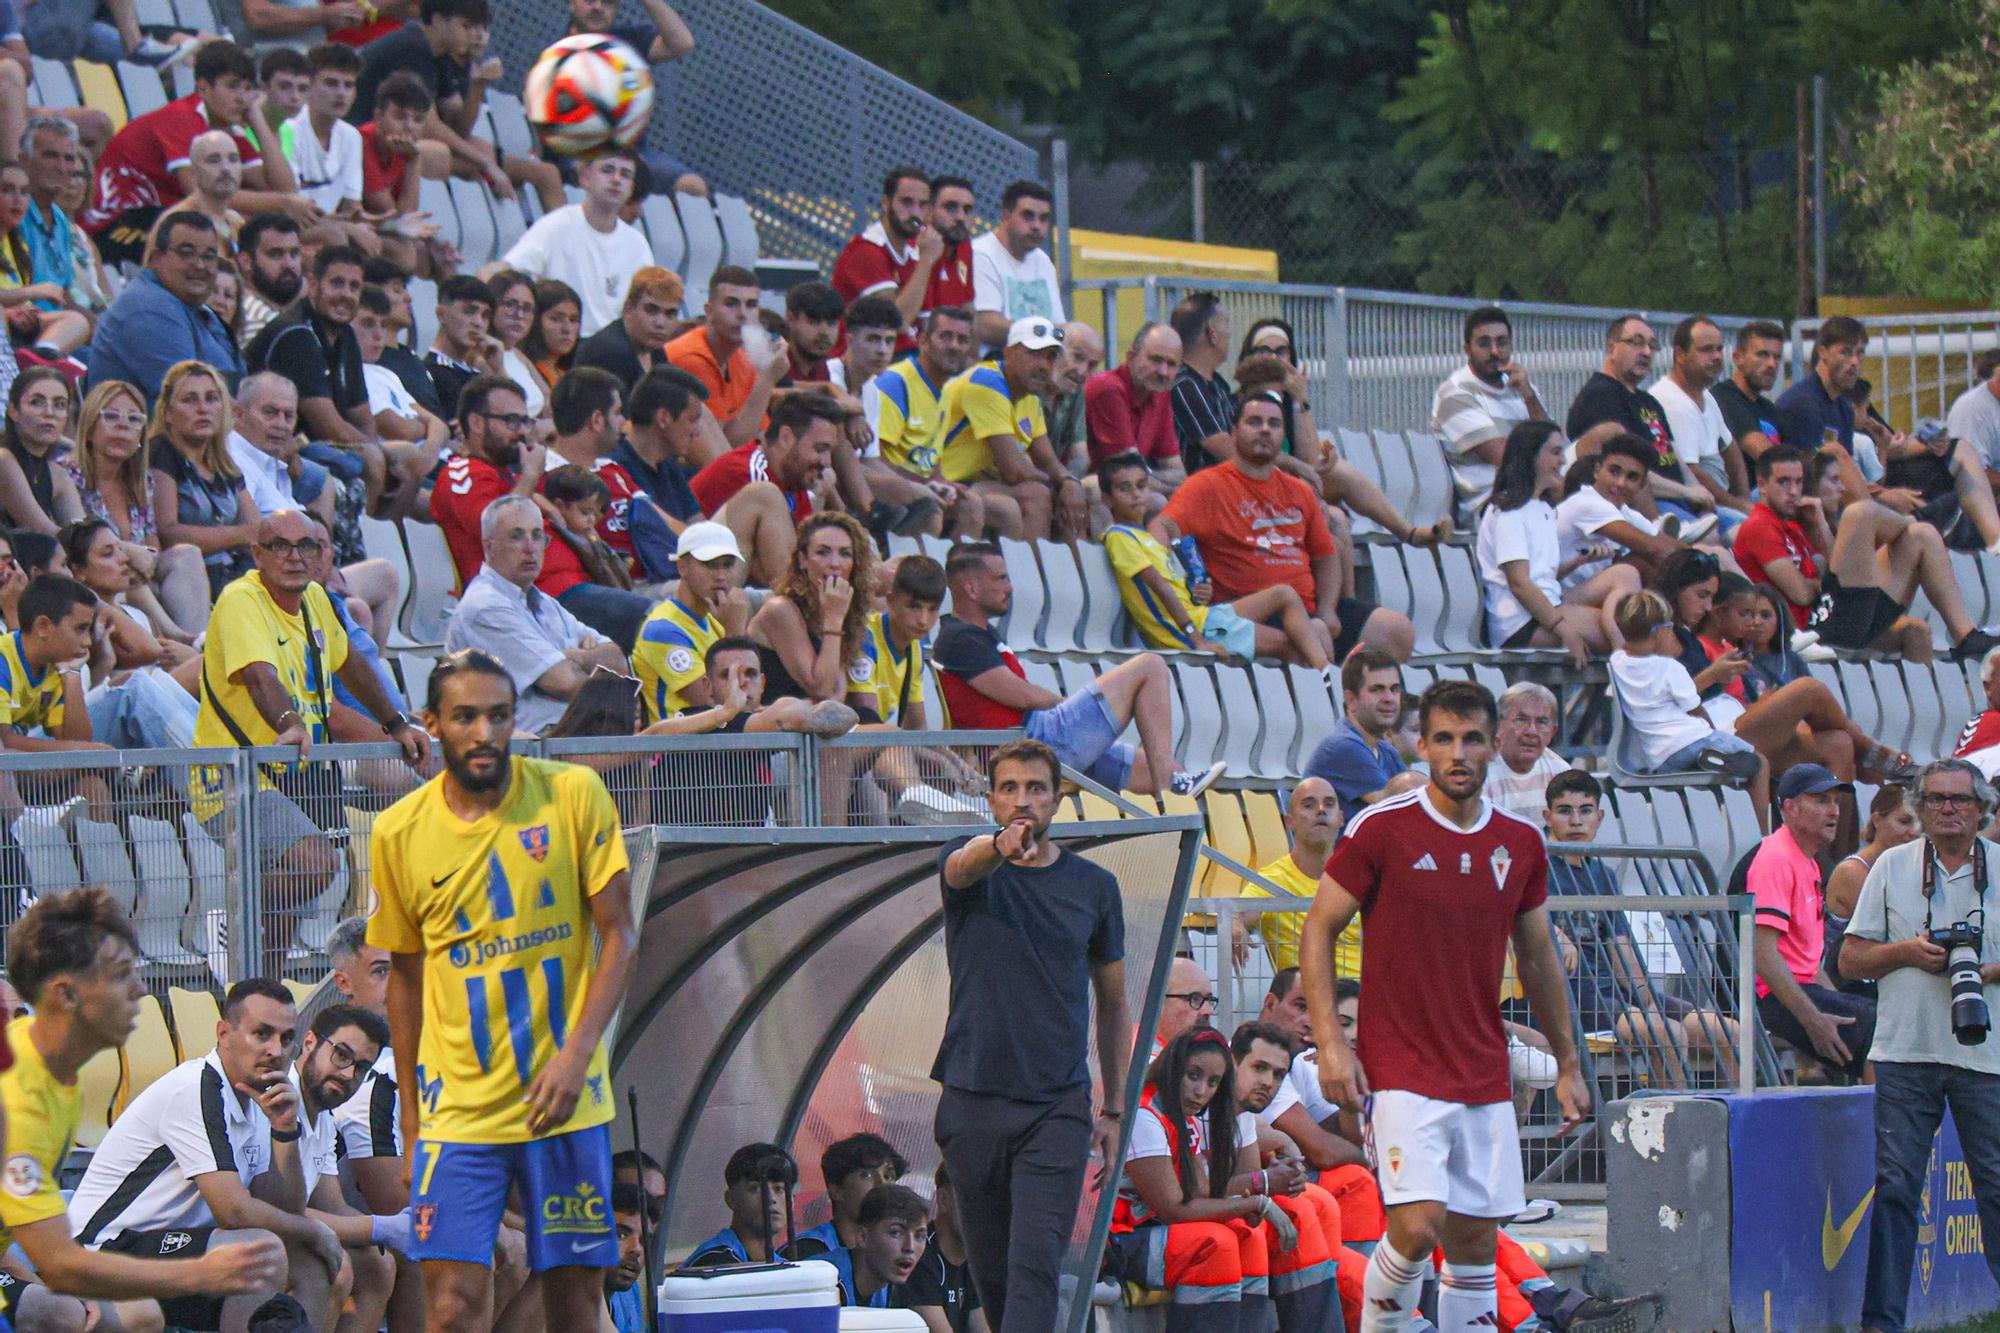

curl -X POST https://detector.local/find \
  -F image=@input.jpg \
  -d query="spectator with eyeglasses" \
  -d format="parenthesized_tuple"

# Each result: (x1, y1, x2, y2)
(1155, 956, 1217, 1057)
(85, 211, 244, 403)
(430, 374, 549, 585)
(1565, 315, 1716, 525)
(287, 1002, 412, 1333)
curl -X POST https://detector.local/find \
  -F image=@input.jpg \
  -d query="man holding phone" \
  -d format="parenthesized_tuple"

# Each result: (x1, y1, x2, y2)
(932, 738, 1132, 1332)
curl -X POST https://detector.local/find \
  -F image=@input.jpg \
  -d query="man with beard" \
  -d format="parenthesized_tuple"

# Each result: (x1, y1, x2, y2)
(67, 980, 348, 1333)
(430, 375, 550, 582)
(934, 316, 1085, 542)
(601, 1184, 654, 1332)
(1566, 315, 1713, 522)
(288, 1003, 409, 1333)
(86, 210, 242, 400)
(368, 648, 638, 1333)
(834, 167, 946, 353)
(924, 176, 977, 328)
(236, 213, 305, 344)
(1301, 679, 1584, 1333)
(870, 305, 983, 537)
(0, 890, 286, 1333)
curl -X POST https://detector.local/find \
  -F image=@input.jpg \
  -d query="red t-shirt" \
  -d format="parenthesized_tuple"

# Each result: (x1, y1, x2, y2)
(1957, 710, 2000, 759)
(1732, 502, 1822, 628)
(690, 443, 812, 523)
(329, 15, 400, 44)
(358, 124, 410, 202)
(429, 455, 589, 597)
(83, 95, 263, 232)
(590, 457, 643, 565)
(1325, 789, 1549, 1104)
(926, 240, 975, 317)
(1084, 364, 1178, 466)
(1158, 461, 1334, 604)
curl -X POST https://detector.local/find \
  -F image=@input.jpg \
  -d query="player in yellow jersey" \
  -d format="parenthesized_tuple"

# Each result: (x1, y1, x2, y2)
(0, 889, 284, 1333)
(865, 306, 986, 539)
(933, 318, 1087, 542)
(630, 522, 747, 726)
(0, 577, 115, 821)
(367, 649, 638, 1332)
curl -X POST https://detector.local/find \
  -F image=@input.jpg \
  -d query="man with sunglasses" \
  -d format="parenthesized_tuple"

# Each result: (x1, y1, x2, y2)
(287, 1002, 415, 1333)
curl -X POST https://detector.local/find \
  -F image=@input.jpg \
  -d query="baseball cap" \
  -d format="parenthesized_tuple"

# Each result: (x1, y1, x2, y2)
(676, 521, 742, 563)
(1776, 763, 1848, 802)
(1006, 316, 1064, 351)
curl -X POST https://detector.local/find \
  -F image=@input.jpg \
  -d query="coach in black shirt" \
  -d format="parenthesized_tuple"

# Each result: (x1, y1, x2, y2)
(933, 737, 1129, 1333)
(1566, 314, 1715, 517)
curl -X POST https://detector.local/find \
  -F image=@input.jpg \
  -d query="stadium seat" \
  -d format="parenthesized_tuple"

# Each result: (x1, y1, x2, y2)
(73, 816, 137, 914)
(1605, 675, 1716, 791)
(396, 652, 437, 710)
(1076, 790, 1127, 822)
(642, 194, 687, 276)
(1399, 429, 1455, 532)
(484, 90, 537, 162)
(1072, 541, 1127, 652)
(1397, 547, 1452, 659)
(417, 178, 461, 254)
(884, 533, 922, 560)
(1036, 539, 1085, 653)
(71, 61, 127, 132)
(406, 278, 438, 353)
(74, 1046, 120, 1147)
(1212, 664, 1260, 779)
(1287, 663, 1338, 748)
(282, 978, 313, 1006)
(1054, 656, 1096, 699)
(1336, 428, 1391, 539)
(1901, 661, 1948, 760)
(1174, 663, 1223, 770)
(168, 61, 192, 99)
(447, 177, 497, 267)
(116, 994, 176, 1117)
(714, 193, 760, 271)
(358, 515, 416, 646)
(115, 62, 169, 118)
(13, 802, 80, 897)
(399, 519, 458, 645)
(1841, 659, 1893, 751)
(128, 814, 199, 966)
(995, 537, 1045, 648)
(491, 190, 529, 259)
(1202, 790, 1255, 872)
(173, 0, 218, 27)
(132, 0, 175, 26)
(30, 58, 77, 109)
(1953, 551, 1991, 627)
(676, 193, 724, 317)
(1430, 543, 1484, 656)
(1240, 788, 1287, 866)
(180, 812, 228, 975)
(1020, 657, 1060, 697)
(168, 986, 219, 1060)
(1249, 663, 1298, 778)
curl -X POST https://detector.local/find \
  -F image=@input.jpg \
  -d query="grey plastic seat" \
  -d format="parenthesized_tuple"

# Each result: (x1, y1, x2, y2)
(115, 63, 166, 118)
(1398, 547, 1451, 659)
(1606, 674, 1722, 791)
(1398, 429, 1454, 532)
(417, 178, 460, 253)
(484, 91, 538, 163)
(490, 192, 529, 259)
(1287, 664, 1338, 756)
(447, 179, 496, 267)
(31, 59, 77, 108)
(406, 278, 438, 353)
(1073, 542, 1124, 652)
(132, 0, 175, 26)
(1334, 428, 1389, 540)
(995, 538, 1045, 649)
(676, 194, 725, 317)
(1212, 664, 1261, 780)
(1901, 661, 1947, 761)
(714, 194, 760, 270)
(1836, 659, 1886, 740)
(643, 195, 687, 275)
(172, 0, 218, 28)
(1021, 658, 1061, 697)
(1175, 663, 1223, 770)
(1249, 663, 1299, 778)
(1036, 539, 1085, 653)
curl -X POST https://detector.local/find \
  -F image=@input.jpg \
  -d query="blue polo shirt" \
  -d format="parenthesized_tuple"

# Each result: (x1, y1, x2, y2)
(1774, 371, 1855, 452)
(1304, 716, 1406, 820)
(86, 270, 244, 404)
(19, 200, 71, 311)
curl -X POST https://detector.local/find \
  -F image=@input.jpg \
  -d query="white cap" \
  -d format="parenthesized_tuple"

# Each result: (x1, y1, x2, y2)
(1006, 316, 1065, 351)
(677, 521, 742, 563)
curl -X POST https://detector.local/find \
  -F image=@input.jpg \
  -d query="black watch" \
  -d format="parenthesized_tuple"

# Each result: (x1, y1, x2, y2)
(271, 1126, 302, 1142)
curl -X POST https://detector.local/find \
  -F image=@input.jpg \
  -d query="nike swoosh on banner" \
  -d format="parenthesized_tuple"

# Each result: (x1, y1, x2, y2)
(1823, 1185, 1876, 1270)
(572, 1238, 607, 1254)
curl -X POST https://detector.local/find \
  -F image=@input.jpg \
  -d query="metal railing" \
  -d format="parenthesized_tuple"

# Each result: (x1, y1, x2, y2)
(1790, 309, 2000, 437)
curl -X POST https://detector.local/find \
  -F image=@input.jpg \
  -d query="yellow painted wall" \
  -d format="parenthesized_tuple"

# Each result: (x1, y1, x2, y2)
(1068, 228, 1279, 353)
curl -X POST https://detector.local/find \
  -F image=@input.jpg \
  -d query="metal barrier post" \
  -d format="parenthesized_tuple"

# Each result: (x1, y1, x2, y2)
(798, 735, 822, 828)
(1326, 287, 1350, 424)
(1737, 904, 1756, 1096)
(228, 750, 261, 983)
(1214, 898, 1237, 1032)
(1052, 137, 1072, 302)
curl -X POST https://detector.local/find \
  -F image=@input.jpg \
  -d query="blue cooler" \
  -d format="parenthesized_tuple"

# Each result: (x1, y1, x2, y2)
(658, 1260, 839, 1332)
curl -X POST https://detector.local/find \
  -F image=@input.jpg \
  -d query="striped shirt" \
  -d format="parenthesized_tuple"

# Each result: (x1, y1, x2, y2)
(68, 1052, 274, 1247)
(330, 1045, 401, 1161)
(1430, 365, 1535, 514)
(1170, 364, 1235, 474)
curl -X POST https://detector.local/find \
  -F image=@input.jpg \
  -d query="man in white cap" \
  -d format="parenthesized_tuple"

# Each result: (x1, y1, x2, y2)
(931, 315, 1088, 541)
(442, 493, 632, 734)
(631, 520, 752, 727)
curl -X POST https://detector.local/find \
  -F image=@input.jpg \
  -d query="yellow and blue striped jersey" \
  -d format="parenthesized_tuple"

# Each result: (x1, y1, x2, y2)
(1102, 524, 1207, 651)
(936, 360, 1047, 484)
(862, 612, 926, 724)
(631, 598, 721, 725)
(872, 359, 946, 476)
(367, 757, 629, 1144)
(0, 630, 63, 735)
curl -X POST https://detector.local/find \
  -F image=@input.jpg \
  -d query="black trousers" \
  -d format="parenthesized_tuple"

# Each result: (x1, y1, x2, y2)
(935, 1084, 1093, 1332)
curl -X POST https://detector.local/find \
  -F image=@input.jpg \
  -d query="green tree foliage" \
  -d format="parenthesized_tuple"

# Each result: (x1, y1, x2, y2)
(1845, 0, 2000, 302)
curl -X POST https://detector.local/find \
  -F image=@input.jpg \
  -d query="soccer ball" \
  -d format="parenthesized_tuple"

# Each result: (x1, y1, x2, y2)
(523, 33, 655, 158)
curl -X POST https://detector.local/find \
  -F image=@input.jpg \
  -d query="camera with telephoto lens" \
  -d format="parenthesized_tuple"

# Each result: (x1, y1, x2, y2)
(1928, 919, 1990, 1046)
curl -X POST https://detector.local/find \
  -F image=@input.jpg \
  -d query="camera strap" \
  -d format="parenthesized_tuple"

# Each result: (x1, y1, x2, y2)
(1919, 837, 1988, 937)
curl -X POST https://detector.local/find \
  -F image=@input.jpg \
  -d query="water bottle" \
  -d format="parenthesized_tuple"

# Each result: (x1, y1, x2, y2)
(1173, 536, 1207, 587)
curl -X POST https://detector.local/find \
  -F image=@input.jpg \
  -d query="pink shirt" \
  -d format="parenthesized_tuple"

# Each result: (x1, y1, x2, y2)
(1748, 825, 1823, 997)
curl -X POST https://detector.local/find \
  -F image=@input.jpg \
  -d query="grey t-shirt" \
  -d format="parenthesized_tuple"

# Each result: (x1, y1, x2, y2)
(1849, 836, 2000, 1074)
(1947, 382, 2000, 471)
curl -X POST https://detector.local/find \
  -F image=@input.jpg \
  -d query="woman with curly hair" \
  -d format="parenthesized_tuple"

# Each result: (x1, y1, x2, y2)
(748, 509, 879, 713)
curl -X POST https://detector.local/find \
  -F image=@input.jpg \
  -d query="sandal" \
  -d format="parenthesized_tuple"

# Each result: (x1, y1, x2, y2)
(1406, 517, 1453, 548)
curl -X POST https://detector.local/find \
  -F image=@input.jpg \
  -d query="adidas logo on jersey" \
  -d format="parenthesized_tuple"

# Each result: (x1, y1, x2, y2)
(1412, 853, 1438, 871)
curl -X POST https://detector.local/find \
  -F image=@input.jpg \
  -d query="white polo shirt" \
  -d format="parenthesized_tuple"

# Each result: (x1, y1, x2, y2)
(331, 1046, 402, 1161)
(1260, 1049, 1339, 1128)
(293, 1069, 341, 1199)
(69, 1051, 273, 1247)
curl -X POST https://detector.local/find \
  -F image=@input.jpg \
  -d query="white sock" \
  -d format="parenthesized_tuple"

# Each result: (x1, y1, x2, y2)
(1437, 1261, 1499, 1332)
(1360, 1242, 1429, 1333)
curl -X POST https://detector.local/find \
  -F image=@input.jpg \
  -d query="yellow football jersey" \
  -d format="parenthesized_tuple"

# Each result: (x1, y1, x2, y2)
(936, 361, 1047, 484)
(367, 757, 629, 1144)
(0, 1015, 81, 1249)
(1247, 855, 1361, 976)
(872, 359, 947, 475)
(1103, 524, 1207, 651)
(863, 612, 926, 725)
(631, 598, 721, 725)
(0, 630, 65, 735)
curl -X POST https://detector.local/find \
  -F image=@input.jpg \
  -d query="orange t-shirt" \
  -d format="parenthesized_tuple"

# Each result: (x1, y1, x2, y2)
(1159, 460, 1334, 604)
(664, 327, 756, 423)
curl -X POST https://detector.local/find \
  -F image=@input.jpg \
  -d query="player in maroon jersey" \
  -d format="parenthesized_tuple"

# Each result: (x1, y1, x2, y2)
(1298, 678, 1587, 1333)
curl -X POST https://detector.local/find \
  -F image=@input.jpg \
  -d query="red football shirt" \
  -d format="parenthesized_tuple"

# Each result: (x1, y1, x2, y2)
(1957, 710, 2000, 759)
(430, 454, 589, 596)
(358, 124, 410, 202)
(1325, 788, 1549, 1104)
(833, 221, 922, 351)
(1732, 502, 1822, 628)
(83, 94, 263, 233)
(927, 240, 975, 320)
(690, 443, 812, 523)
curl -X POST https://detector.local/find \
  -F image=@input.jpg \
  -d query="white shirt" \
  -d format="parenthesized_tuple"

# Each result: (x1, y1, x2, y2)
(69, 1051, 274, 1247)
(285, 109, 363, 213)
(443, 565, 597, 734)
(1650, 374, 1731, 488)
(970, 231, 1063, 334)
(227, 430, 301, 515)
(1609, 650, 1715, 772)
(363, 362, 421, 423)
(1948, 382, 2000, 472)
(292, 1069, 341, 1200)
(1261, 1050, 1338, 1129)
(1430, 365, 1533, 514)
(1849, 838, 2000, 1075)
(1555, 486, 1657, 587)
(501, 347, 547, 420)
(1482, 748, 1571, 825)
(331, 1046, 401, 1161)
(1124, 1102, 1206, 1162)
(500, 205, 653, 336)
(1474, 499, 1561, 645)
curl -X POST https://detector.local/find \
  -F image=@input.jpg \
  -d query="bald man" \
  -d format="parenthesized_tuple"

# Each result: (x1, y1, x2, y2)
(1046, 320, 1108, 478)
(152, 129, 245, 254)
(1236, 778, 1356, 976)
(1154, 956, 1216, 1054)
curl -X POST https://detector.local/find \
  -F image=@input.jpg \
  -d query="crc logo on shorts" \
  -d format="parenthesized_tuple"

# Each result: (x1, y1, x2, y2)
(1385, 1147, 1403, 1180)
(542, 1180, 608, 1235)
(413, 1204, 436, 1242)
(160, 1232, 194, 1254)
(848, 659, 875, 686)
(448, 921, 575, 968)
(666, 648, 694, 676)
(2, 1153, 42, 1198)
(519, 825, 551, 863)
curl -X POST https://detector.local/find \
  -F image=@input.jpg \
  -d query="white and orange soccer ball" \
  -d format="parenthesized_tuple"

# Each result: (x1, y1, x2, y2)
(523, 33, 655, 158)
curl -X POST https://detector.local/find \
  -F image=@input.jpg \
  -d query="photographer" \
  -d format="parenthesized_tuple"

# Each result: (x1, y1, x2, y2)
(1842, 758, 2000, 1333)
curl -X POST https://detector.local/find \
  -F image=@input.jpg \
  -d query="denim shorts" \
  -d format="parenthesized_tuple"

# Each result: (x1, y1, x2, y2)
(1024, 685, 1134, 791)
(1653, 730, 1755, 774)
(1201, 604, 1258, 660)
